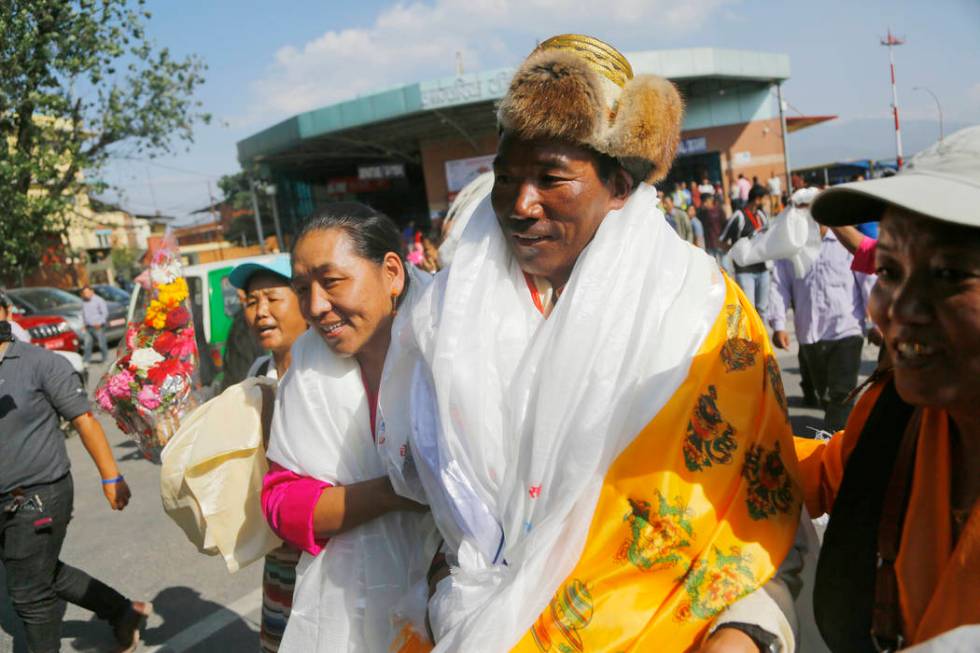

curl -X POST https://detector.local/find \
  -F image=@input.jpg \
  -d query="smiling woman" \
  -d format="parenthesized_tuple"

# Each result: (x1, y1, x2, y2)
(260, 202, 437, 653)
(796, 127, 980, 652)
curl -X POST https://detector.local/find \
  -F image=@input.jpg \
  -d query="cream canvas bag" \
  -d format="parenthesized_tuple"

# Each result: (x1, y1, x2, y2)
(160, 376, 281, 572)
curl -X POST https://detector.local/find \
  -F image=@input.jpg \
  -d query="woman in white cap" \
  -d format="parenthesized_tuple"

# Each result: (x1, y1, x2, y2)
(227, 256, 308, 653)
(796, 126, 980, 651)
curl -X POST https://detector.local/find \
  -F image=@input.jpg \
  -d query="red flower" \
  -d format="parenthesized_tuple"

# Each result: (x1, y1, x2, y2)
(153, 331, 177, 354)
(147, 357, 190, 385)
(165, 306, 190, 330)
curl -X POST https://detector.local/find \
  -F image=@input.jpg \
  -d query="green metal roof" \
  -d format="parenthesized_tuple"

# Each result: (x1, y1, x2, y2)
(237, 47, 790, 165)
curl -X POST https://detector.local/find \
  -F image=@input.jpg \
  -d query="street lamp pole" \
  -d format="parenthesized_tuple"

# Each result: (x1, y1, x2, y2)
(912, 86, 944, 142)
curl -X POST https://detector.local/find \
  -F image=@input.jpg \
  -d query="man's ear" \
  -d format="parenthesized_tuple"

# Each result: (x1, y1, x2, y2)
(607, 167, 634, 210)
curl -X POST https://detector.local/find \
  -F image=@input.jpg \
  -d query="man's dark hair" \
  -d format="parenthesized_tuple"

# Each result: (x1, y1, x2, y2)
(748, 184, 768, 202)
(0, 289, 10, 308)
(593, 150, 650, 192)
(293, 201, 410, 298)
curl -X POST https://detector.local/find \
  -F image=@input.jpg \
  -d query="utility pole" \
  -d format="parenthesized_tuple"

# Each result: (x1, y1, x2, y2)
(248, 177, 267, 254)
(775, 82, 792, 193)
(265, 183, 285, 253)
(206, 179, 224, 260)
(881, 29, 906, 169)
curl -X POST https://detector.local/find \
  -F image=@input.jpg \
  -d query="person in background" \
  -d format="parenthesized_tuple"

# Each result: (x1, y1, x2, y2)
(795, 126, 980, 651)
(721, 184, 771, 320)
(767, 170, 783, 213)
(670, 182, 689, 210)
(688, 180, 701, 209)
(0, 321, 149, 653)
(79, 285, 109, 364)
(0, 289, 30, 342)
(698, 176, 715, 196)
(698, 194, 727, 265)
(219, 303, 267, 391)
(228, 256, 309, 653)
(769, 219, 874, 432)
(687, 203, 705, 249)
(662, 193, 693, 243)
(736, 173, 752, 209)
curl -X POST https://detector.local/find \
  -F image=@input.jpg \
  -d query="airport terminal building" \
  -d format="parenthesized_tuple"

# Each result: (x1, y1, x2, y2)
(237, 48, 795, 234)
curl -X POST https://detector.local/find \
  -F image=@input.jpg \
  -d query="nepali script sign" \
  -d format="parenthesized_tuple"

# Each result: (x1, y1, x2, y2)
(420, 68, 515, 111)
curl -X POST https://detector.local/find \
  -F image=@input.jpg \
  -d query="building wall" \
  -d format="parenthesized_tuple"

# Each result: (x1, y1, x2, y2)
(677, 116, 788, 201)
(420, 132, 498, 213)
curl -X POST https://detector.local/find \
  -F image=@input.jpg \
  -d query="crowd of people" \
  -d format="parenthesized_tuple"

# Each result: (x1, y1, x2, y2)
(2, 33, 978, 653)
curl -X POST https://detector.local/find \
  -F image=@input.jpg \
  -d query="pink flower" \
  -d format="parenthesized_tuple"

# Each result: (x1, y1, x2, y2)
(107, 369, 136, 399)
(137, 385, 161, 410)
(96, 386, 114, 412)
(170, 329, 197, 358)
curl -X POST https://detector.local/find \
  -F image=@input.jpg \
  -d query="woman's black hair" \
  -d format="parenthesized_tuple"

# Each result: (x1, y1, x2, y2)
(292, 201, 410, 298)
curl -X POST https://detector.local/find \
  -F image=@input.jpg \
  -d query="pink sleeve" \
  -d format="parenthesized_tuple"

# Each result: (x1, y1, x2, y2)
(261, 461, 332, 555)
(851, 236, 877, 274)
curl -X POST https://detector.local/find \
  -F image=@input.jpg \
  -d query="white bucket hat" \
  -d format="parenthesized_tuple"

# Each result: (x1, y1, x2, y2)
(812, 125, 980, 228)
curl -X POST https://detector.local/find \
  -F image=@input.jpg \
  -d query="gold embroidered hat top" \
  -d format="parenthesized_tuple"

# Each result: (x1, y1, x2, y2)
(498, 34, 684, 183)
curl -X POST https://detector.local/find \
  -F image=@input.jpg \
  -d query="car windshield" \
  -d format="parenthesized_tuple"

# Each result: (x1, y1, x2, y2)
(10, 288, 82, 311)
(94, 285, 130, 303)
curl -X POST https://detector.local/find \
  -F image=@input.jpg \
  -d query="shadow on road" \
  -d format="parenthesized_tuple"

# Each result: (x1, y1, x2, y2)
(140, 586, 256, 649)
(1, 583, 256, 652)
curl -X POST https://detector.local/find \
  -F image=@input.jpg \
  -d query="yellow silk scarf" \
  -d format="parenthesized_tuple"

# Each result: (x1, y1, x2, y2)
(510, 278, 802, 653)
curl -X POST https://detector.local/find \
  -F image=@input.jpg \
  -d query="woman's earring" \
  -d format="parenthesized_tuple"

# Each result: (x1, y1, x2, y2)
(391, 293, 398, 316)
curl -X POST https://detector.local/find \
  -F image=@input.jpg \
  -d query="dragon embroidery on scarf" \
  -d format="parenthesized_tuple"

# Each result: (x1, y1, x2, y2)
(683, 385, 738, 472)
(673, 546, 757, 622)
(720, 304, 760, 372)
(616, 492, 694, 572)
(742, 440, 796, 520)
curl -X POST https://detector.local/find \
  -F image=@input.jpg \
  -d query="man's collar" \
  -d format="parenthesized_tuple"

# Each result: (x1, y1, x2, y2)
(0, 340, 22, 361)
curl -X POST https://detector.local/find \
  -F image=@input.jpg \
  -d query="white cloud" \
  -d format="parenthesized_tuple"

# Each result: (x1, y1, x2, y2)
(239, 0, 734, 127)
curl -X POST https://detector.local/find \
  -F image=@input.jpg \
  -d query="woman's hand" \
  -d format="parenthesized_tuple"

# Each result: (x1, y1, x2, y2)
(313, 476, 428, 538)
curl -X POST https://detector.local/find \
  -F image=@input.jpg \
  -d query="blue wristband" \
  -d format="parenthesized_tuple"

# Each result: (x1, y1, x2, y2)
(101, 475, 124, 485)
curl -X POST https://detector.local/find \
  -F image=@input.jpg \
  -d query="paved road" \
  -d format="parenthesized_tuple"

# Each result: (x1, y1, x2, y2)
(1, 336, 880, 652)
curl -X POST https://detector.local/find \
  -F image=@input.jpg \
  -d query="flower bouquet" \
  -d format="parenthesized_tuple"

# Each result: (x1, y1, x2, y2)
(95, 240, 199, 462)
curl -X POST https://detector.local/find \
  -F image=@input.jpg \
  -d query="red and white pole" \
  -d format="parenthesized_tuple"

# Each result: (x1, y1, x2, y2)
(882, 29, 905, 169)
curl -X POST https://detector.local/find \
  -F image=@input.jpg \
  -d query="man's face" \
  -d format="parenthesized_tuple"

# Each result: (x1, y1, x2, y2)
(491, 133, 631, 289)
(81, 288, 93, 300)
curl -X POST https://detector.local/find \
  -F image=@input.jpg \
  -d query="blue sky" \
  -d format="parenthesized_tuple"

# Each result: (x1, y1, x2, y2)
(99, 0, 980, 222)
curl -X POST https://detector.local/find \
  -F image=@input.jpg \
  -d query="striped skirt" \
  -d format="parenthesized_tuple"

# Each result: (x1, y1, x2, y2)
(260, 543, 302, 652)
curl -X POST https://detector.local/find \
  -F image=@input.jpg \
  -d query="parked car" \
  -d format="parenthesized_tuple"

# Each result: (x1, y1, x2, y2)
(89, 284, 133, 305)
(126, 253, 288, 370)
(7, 286, 127, 344)
(9, 313, 80, 352)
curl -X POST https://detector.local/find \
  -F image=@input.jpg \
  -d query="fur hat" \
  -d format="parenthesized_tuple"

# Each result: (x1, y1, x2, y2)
(498, 34, 684, 184)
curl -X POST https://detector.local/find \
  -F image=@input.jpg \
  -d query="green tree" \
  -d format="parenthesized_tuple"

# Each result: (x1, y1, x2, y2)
(217, 170, 275, 246)
(0, 0, 209, 283)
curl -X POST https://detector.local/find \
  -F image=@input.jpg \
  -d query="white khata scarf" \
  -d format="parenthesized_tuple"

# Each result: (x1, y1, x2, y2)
(380, 183, 726, 651)
(267, 267, 438, 653)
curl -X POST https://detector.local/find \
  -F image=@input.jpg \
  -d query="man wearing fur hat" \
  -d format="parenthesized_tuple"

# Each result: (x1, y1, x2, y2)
(383, 35, 802, 653)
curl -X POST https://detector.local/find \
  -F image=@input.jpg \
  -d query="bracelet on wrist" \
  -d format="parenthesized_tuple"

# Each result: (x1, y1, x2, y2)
(101, 475, 125, 485)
